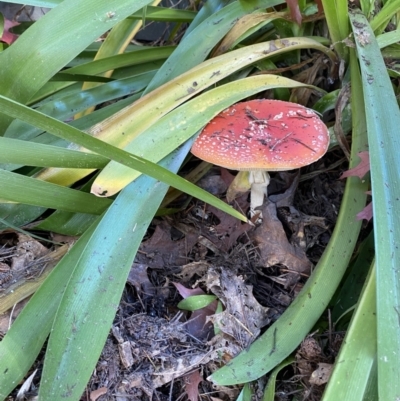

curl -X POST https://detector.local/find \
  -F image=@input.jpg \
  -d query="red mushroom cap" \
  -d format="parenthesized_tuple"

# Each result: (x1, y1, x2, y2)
(191, 99, 329, 171)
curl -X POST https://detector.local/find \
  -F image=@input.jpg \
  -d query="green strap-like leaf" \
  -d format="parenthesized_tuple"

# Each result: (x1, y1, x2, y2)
(3, 0, 62, 6)
(320, 0, 349, 61)
(129, 6, 196, 22)
(262, 357, 295, 401)
(0, 169, 111, 214)
(322, 263, 377, 401)
(0, 0, 155, 132)
(38, 141, 193, 400)
(63, 46, 175, 76)
(350, 9, 400, 400)
(0, 137, 108, 168)
(0, 217, 100, 399)
(143, 0, 285, 94)
(0, 94, 247, 222)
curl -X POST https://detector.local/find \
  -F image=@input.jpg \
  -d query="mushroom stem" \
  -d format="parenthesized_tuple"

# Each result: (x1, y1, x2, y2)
(249, 171, 270, 218)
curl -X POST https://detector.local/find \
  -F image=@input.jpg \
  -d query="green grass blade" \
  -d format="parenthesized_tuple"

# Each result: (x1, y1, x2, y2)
(4, 0, 61, 6)
(35, 210, 97, 236)
(0, 169, 111, 214)
(143, 0, 285, 93)
(73, 8, 156, 117)
(330, 43, 370, 333)
(322, 263, 376, 401)
(370, 0, 400, 33)
(320, 0, 349, 61)
(0, 203, 46, 231)
(3, 72, 153, 146)
(0, 95, 247, 222)
(377, 28, 400, 48)
(331, 231, 374, 325)
(64, 46, 175, 76)
(0, 0, 155, 124)
(0, 137, 108, 168)
(0, 217, 100, 399)
(129, 6, 196, 22)
(38, 142, 191, 400)
(262, 357, 294, 401)
(350, 9, 400, 400)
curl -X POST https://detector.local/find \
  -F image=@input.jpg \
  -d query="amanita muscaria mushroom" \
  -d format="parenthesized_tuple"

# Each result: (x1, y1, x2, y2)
(191, 99, 330, 218)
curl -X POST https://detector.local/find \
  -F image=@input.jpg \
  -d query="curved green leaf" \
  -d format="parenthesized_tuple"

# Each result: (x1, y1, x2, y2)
(0, 169, 111, 214)
(0, 217, 100, 400)
(0, 94, 247, 222)
(63, 46, 175, 76)
(0, 137, 108, 168)
(350, 10, 400, 400)
(129, 6, 196, 22)
(143, 0, 285, 93)
(262, 357, 294, 401)
(0, 0, 155, 116)
(38, 141, 192, 400)
(322, 263, 377, 401)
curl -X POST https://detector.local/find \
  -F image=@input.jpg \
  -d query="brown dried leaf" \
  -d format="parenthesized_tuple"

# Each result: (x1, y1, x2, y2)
(118, 341, 135, 369)
(207, 267, 272, 348)
(127, 263, 154, 296)
(136, 223, 197, 268)
(206, 203, 252, 252)
(300, 337, 322, 359)
(184, 369, 203, 401)
(251, 202, 312, 274)
(291, 57, 326, 105)
(11, 233, 48, 271)
(177, 261, 209, 283)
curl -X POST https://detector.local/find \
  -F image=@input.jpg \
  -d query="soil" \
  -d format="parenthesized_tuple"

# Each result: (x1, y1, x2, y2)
(0, 148, 354, 401)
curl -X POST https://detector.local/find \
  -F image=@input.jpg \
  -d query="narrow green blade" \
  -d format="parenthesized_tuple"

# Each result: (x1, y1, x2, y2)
(0, 95, 247, 222)
(322, 263, 376, 401)
(0, 0, 155, 116)
(38, 141, 192, 400)
(350, 9, 400, 400)
(0, 169, 111, 214)
(0, 137, 108, 168)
